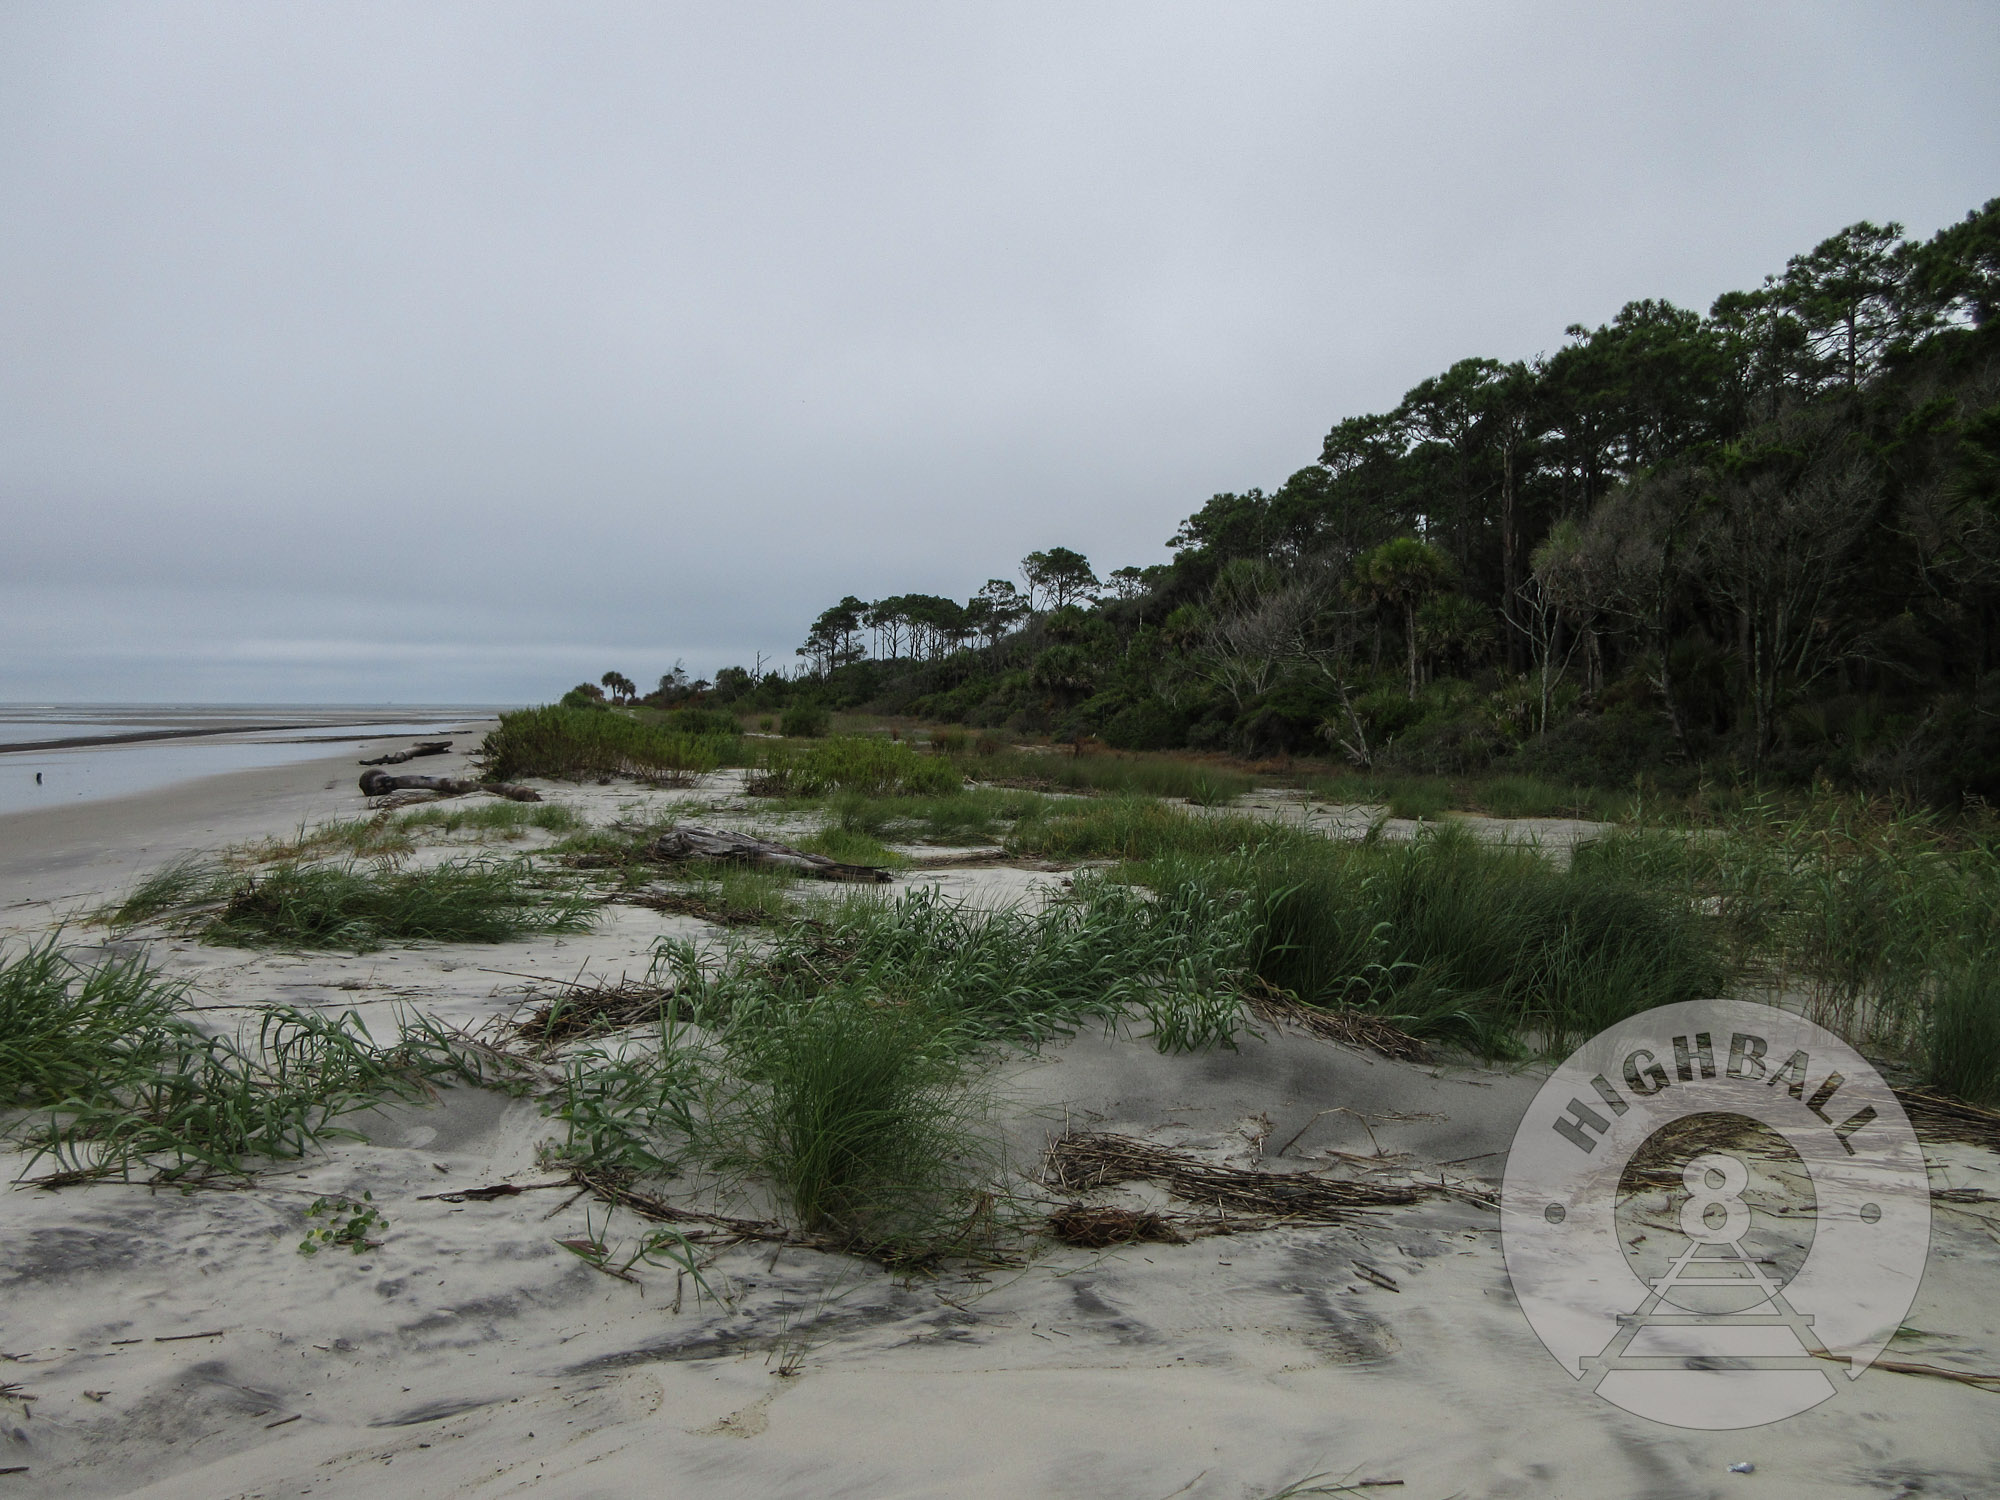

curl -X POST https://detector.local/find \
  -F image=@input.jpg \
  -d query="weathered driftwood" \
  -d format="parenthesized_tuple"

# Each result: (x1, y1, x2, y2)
(359, 739, 453, 766)
(647, 823, 892, 883)
(358, 769, 541, 802)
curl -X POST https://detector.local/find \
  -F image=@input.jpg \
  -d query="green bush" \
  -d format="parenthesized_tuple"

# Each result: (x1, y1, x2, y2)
(1101, 699, 1188, 751)
(478, 704, 735, 783)
(1509, 706, 1674, 788)
(756, 736, 963, 797)
(1380, 712, 1508, 775)
(664, 707, 741, 738)
(781, 704, 831, 738)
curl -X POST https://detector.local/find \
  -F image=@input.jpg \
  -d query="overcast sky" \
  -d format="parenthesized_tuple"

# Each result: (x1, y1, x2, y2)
(2, 3, 1996, 704)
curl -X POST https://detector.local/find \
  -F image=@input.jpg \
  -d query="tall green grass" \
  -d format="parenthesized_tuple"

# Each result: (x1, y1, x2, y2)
(1297, 771, 1628, 822)
(755, 735, 963, 797)
(1209, 827, 1723, 1055)
(1008, 795, 1296, 863)
(395, 800, 585, 838)
(191, 858, 596, 951)
(729, 998, 984, 1251)
(1011, 800, 1722, 1056)
(665, 878, 1251, 1054)
(1927, 954, 2000, 1105)
(1576, 792, 2000, 1095)
(822, 786, 1053, 844)
(548, 877, 1255, 1255)
(970, 747, 1253, 802)
(478, 704, 739, 784)
(97, 856, 235, 928)
(0, 939, 478, 1182)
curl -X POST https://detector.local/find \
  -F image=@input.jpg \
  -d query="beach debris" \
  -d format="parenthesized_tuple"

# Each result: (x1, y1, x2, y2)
(1352, 1261, 1401, 1292)
(1246, 988, 1428, 1062)
(1046, 1204, 1189, 1247)
(646, 824, 892, 883)
(1809, 1349, 2000, 1391)
(623, 889, 773, 927)
(511, 977, 687, 1048)
(1042, 1131, 1423, 1226)
(358, 769, 541, 802)
(359, 740, 453, 766)
(265, 1413, 302, 1429)
(1728, 1461, 1756, 1473)
(418, 1179, 571, 1203)
(1895, 1088, 2000, 1151)
(150, 1330, 225, 1343)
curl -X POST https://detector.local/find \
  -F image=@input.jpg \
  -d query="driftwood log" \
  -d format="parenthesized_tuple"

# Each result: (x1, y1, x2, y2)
(359, 739, 453, 766)
(648, 823, 892, 883)
(359, 769, 542, 802)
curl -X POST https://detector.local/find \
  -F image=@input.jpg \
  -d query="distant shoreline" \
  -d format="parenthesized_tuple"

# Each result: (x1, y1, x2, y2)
(0, 723, 315, 754)
(0, 721, 470, 755)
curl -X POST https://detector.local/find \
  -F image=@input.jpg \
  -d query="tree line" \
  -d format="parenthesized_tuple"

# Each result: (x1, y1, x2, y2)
(634, 198, 2000, 797)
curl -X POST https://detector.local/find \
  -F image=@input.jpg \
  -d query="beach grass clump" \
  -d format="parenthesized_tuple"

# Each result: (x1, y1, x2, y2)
(1009, 798, 1719, 1056)
(754, 735, 963, 798)
(1385, 781, 1450, 821)
(673, 877, 1252, 1054)
(1204, 824, 1726, 1056)
(729, 997, 987, 1251)
(822, 786, 1053, 845)
(238, 817, 417, 864)
(0, 938, 191, 1107)
(550, 878, 1255, 1256)
(0, 938, 478, 1182)
(477, 704, 738, 784)
(1575, 791, 2000, 1094)
(202, 857, 596, 952)
(974, 748, 1254, 803)
(395, 800, 585, 838)
(1926, 953, 2000, 1105)
(1008, 794, 1302, 863)
(1469, 775, 1626, 821)
(794, 825, 908, 868)
(96, 856, 236, 928)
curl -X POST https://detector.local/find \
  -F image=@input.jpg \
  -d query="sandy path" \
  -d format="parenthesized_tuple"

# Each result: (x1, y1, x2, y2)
(1, 755, 1996, 1497)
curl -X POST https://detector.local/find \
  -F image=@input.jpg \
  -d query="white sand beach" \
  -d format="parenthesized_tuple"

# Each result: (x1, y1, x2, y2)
(2, 749, 1996, 1499)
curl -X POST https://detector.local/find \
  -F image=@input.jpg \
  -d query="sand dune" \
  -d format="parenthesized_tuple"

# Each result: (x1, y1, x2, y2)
(2, 750, 1995, 1497)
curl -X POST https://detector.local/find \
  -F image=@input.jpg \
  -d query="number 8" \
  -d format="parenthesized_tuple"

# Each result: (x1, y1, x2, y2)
(1681, 1152, 1751, 1244)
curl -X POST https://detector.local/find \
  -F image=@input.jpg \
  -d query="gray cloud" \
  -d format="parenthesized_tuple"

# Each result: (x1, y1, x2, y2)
(4, 2, 1996, 701)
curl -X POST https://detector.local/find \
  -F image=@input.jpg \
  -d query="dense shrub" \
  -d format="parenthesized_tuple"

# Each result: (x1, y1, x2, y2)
(780, 704, 831, 738)
(1101, 699, 1187, 751)
(664, 707, 741, 738)
(1508, 705, 1673, 787)
(755, 735, 964, 797)
(1379, 712, 1508, 775)
(479, 704, 735, 783)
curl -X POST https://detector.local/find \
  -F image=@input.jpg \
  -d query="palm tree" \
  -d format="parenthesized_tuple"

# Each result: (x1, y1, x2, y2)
(1351, 538, 1454, 698)
(600, 670, 636, 704)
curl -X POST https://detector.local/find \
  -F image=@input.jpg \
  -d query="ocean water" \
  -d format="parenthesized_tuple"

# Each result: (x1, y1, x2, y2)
(0, 704, 509, 817)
